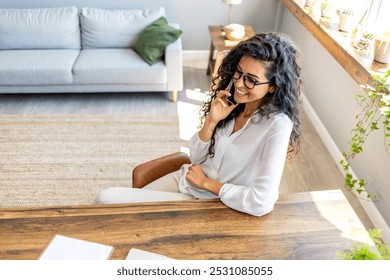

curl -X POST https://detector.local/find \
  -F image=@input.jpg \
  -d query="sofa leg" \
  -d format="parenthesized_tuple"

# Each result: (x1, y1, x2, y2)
(171, 90, 178, 102)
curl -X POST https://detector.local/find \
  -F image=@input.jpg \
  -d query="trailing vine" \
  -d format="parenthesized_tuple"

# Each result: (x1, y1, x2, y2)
(340, 69, 390, 199)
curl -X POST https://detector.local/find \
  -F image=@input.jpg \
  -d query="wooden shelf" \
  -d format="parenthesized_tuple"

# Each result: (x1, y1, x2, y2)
(280, 0, 389, 87)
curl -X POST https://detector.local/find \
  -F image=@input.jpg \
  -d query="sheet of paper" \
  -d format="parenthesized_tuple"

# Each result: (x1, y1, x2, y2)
(39, 234, 113, 260)
(126, 248, 173, 260)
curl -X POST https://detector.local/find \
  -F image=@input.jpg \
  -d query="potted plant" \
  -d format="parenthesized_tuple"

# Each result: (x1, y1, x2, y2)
(339, 69, 390, 199)
(374, 29, 390, 64)
(353, 29, 374, 53)
(339, 9, 356, 33)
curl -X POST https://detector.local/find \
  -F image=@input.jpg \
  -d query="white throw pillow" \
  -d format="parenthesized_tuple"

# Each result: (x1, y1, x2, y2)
(80, 7, 165, 49)
(0, 6, 80, 50)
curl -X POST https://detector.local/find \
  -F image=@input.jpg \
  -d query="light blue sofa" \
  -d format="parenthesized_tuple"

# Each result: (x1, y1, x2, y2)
(0, 6, 183, 101)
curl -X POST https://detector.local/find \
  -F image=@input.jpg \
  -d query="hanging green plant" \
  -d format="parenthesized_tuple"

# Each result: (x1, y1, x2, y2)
(340, 69, 390, 199)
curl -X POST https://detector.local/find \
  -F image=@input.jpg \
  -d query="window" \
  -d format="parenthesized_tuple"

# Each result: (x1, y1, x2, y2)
(327, 0, 388, 33)
(341, 0, 389, 34)
(370, 0, 390, 34)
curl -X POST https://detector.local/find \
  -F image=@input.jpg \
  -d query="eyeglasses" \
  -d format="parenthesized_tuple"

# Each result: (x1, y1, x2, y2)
(232, 68, 270, 89)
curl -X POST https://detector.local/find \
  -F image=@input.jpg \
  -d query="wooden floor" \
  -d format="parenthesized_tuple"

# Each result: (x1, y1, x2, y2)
(0, 61, 373, 229)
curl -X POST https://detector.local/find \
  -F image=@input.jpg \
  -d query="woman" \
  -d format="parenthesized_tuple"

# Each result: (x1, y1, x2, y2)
(95, 32, 302, 216)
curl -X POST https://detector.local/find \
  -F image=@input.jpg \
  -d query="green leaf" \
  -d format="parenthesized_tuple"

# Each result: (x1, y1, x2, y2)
(370, 122, 379, 130)
(384, 69, 390, 79)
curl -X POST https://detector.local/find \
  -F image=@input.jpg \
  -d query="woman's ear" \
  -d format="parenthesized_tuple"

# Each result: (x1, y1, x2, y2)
(269, 86, 276, 93)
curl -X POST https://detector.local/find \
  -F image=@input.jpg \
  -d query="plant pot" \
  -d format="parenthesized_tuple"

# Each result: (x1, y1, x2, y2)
(339, 14, 356, 33)
(374, 39, 390, 64)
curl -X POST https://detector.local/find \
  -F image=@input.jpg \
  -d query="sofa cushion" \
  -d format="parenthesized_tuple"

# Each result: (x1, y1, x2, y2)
(0, 7, 80, 50)
(80, 7, 165, 49)
(0, 50, 80, 85)
(132, 17, 182, 65)
(72, 49, 166, 84)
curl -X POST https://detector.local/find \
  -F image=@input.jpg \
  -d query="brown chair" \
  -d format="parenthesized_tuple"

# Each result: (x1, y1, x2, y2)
(132, 152, 192, 189)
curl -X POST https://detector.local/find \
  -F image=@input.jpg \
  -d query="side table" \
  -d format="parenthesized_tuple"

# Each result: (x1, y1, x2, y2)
(207, 25, 255, 77)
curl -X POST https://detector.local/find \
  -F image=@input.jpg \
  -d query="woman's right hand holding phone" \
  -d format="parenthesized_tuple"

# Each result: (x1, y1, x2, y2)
(209, 79, 238, 123)
(198, 81, 238, 142)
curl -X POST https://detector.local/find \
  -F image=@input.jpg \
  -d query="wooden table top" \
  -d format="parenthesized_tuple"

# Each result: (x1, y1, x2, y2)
(0, 189, 372, 260)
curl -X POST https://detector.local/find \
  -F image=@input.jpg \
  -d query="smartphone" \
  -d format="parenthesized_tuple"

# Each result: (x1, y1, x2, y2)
(226, 79, 237, 106)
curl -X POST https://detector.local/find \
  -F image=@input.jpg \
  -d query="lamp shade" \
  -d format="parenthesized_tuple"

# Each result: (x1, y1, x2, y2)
(222, 0, 242, 5)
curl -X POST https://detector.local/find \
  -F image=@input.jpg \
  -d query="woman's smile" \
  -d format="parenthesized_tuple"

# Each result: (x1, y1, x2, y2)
(235, 87, 248, 96)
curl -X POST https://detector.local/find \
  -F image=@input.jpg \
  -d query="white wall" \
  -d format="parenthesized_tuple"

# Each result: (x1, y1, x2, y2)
(0, 0, 279, 50)
(278, 5, 390, 240)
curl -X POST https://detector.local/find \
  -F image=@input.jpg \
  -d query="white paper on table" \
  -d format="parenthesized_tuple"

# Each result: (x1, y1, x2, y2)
(38, 234, 114, 260)
(126, 248, 173, 260)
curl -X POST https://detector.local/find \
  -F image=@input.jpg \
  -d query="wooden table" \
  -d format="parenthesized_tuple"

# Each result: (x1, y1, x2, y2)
(207, 25, 256, 77)
(0, 190, 373, 260)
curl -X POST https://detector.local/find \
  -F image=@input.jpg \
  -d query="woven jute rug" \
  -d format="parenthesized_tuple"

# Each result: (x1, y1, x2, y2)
(0, 115, 183, 208)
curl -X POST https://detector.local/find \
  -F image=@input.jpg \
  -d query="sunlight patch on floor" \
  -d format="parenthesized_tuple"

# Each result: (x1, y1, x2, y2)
(309, 190, 373, 245)
(185, 88, 210, 102)
(177, 89, 209, 142)
(177, 89, 209, 155)
(177, 100, 200, 141)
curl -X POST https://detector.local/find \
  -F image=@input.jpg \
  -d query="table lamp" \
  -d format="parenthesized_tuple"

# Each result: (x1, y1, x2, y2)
(222, 0, 245, 40)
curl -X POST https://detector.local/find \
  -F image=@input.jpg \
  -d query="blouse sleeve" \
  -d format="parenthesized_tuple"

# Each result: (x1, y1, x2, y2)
(218, 119, 292, 216)
(188, 132, 211, 164)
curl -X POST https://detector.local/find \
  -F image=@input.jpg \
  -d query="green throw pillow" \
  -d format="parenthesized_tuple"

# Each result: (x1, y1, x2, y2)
(132, 16, 182, 65)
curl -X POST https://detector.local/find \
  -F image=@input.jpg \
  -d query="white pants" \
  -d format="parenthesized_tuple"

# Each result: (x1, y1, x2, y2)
(93, 164, 195, 204)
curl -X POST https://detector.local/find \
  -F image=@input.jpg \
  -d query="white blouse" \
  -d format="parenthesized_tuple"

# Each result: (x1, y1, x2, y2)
(178, 112, 293, 216)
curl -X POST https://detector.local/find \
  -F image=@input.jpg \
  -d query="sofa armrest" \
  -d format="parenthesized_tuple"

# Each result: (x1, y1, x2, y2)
(165, 23, 183, 92)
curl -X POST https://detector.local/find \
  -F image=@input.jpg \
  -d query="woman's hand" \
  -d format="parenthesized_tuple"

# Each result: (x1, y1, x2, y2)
(186, 164, 207, 189)
(198, 85, 238, 143)
(208, 87, 238, 124)
(186, 164, 224, 195)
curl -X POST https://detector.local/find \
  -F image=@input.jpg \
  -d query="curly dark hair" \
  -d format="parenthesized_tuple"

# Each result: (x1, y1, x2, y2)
(200, 32, 303, 160)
